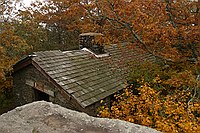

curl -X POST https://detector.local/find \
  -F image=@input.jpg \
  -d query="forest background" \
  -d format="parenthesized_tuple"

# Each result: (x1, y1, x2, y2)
(0, 0, 199, 132)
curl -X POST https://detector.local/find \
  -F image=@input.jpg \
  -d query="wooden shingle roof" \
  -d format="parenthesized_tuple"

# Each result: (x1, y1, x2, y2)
(14, 43, 157, 108)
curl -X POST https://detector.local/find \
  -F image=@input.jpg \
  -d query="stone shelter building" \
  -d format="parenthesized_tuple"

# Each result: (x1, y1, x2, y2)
(13, 33, 157, 116)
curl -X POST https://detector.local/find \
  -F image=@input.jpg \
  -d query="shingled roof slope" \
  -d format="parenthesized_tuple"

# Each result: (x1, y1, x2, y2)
(16, 43, 157, 108)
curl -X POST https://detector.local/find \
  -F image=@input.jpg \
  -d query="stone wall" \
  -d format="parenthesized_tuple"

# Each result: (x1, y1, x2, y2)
(13, 65, 76, 111)
(13, 64, 107, 116)
(13, 65, 36, 106)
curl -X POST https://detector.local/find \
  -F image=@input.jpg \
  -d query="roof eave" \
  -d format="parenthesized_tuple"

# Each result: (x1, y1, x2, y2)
(13, 55, 37, 73)
(31, 60, 87, 109)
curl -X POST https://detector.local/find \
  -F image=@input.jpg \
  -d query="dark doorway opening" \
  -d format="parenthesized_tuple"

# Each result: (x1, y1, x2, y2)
(34, 88, 49, 102)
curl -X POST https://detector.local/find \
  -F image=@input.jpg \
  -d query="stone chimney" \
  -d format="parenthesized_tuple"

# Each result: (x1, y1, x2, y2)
(79, 33, 105, 55)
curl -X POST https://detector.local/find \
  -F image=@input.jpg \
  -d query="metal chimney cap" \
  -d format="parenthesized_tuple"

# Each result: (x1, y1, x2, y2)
(79, 32, 104, 36)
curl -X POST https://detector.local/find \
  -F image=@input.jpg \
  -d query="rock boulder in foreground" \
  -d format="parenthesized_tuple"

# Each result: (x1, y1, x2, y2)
(0, 101, 162, 133)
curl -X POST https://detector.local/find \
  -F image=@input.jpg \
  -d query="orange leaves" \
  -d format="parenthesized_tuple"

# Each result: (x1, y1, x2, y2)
(100, 58, 199, 133)
(98, 106, 111, 118)
(30, 0, 197, 62)
(17, 0, 199, 62)
(98, 78, 200, 133)
(0, 23, 30, 91)
(164, 70, 198, 88)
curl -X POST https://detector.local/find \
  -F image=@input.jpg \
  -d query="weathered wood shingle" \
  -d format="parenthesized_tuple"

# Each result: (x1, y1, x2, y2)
(16, 43, 157, 108)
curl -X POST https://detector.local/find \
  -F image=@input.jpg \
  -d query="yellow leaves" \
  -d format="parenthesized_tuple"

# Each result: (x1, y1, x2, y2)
(98, 107, 110, 118)
(153, 75, 161, 84)
(125, 89, 130, 96)
(178, 122, 199, 133)
(100, 100, 104, 103)
(0, 70, 5, 81)
(98, 80, 200, 133)
(127, 117, 135, 123)
(192, 125, 200, 132)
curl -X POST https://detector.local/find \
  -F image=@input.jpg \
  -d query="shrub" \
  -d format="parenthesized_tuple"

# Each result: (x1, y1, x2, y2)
(98, 61, 200, 133)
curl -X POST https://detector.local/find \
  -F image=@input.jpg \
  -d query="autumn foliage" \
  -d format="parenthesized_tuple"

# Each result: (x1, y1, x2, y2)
(99, 83, 200, 132)
(0, 0, 199, 80)
(98, 61, 200, 133)
(80, 0, 199, 61)
(0, 0, 199, 131)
